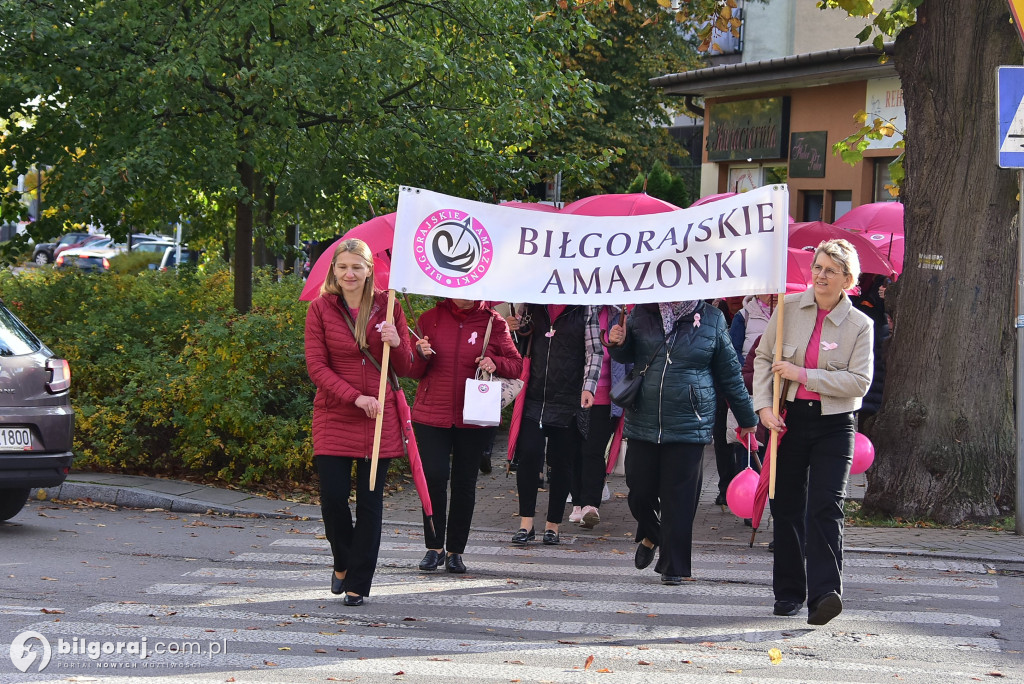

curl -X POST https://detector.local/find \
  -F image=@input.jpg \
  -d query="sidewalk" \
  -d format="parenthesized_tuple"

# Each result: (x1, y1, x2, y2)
(48, 440, 1024, 566)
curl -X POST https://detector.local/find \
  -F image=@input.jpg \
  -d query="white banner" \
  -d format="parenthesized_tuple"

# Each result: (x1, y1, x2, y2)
(389, 184, 790, 305)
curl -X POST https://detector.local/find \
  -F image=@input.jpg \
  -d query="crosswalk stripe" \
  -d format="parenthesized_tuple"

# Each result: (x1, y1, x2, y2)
(222, 553, 999, 589)
(18, 623, 998, 683)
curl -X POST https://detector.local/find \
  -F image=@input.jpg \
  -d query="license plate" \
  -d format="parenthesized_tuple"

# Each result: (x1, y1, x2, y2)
(0, 427, 32, 451)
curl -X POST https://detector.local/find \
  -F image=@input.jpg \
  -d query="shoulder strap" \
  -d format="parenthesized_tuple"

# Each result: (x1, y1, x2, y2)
(335, 298, 400, 391)
(480, 315, 494, 352)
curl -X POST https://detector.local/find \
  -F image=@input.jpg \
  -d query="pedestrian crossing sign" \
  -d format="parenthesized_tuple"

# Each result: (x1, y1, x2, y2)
(999, 66, 1024, 168)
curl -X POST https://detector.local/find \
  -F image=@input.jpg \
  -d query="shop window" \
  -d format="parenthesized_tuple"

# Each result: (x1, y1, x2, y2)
(831, 190, 852, 221)
(802, 191, 823, 222)
(873, 159, 899, 202)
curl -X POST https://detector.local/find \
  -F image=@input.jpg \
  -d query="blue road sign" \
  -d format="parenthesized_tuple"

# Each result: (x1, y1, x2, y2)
(999, 66, 1024, 168)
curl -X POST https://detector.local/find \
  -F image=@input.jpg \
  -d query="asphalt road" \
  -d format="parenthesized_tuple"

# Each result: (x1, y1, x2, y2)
(2, 499, 1023, 683)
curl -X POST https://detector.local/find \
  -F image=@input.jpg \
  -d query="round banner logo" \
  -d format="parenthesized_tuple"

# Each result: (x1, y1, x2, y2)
(414, 210, 492, 287)
(477, 383, 490, 393)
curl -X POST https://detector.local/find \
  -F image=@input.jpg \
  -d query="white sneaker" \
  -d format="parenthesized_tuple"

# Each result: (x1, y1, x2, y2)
(580, 505, 600, 529)
(568, 506, 583, 524)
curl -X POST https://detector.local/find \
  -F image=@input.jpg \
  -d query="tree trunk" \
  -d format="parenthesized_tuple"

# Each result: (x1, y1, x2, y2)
(234, 159, 254, 315)
(864, 0, 1021, 523)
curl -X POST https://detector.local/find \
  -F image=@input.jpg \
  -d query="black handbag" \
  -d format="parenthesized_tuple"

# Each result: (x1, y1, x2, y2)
(609, 338, 668, 410)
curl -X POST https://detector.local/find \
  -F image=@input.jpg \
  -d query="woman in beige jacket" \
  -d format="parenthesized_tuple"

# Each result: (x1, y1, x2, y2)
(753, 239, 873, 626)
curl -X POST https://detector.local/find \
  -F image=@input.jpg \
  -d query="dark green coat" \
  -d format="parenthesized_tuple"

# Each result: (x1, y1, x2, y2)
(609, 302, 756, 444)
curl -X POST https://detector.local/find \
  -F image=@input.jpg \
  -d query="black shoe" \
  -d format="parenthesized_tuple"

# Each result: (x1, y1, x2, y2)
(511, 527, 536, 545)
(807, 591, 843, 626)
(773, 600, 802, 616)
(480, 456, 492, 474)
(418, 549, 444, 571)
(634, 542, 656, 570)
(508, 459, 518, 473)
(330, 573, 345, 595)
(542, 530, 560, 545)
(342, 593, 363, 607)
(661, 574, 683, 585)
(768, 541, 775, 552)
(744, 518, 752, 527)
(445, 553, 466, 573)
(714, 492, 727, 506)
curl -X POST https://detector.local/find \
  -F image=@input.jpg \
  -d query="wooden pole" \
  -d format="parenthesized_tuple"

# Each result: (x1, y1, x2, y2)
(768, 296, 785, 500)
(369, 289, 397, 491)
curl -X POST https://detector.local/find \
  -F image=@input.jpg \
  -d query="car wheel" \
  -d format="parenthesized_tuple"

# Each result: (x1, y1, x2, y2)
(34, 252, 51, 265)
(0, 488, 31, 521)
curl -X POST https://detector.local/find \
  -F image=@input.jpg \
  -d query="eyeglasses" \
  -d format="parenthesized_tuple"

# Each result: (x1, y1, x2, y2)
(811, 264, 846, 279)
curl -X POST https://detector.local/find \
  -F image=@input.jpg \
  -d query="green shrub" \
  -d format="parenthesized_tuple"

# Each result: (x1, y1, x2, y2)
(0, 264, 316, 485)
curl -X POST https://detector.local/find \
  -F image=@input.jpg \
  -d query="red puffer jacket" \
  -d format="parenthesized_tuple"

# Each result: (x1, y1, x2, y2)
(407, 300, 522, 429)
(304, 291, 413, 458)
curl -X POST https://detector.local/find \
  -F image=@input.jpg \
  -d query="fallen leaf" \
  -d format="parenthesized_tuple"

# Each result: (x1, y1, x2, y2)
(393, 672, 404, 676)
(638, 660, 651, 665)
(646, 613, 658, 618)
(40, 608, 63, 614)
(263, 660, 277, 666)
(726, 670, 742, 674)
(596, 668, 612, 673)
(40, 577, 58, 581)
(584, 655, 595, 671)
(314, 649, 327, 654)
(768, 648, 782, 665)
(988, 674, 1005, 678)
(278, 647, 291, 651)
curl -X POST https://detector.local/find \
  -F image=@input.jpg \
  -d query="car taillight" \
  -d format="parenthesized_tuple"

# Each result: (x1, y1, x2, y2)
(55, 255, 64, 266)
(46, 358, 71, 393)
(102, 257, 110, 270)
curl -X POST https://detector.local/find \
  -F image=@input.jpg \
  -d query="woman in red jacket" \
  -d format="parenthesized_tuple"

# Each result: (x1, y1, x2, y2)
(407, 299, 522, 574)
(304, 238, 413, 607)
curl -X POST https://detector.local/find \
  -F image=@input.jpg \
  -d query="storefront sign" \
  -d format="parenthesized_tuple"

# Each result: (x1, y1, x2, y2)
(789, 131, 827, 178)
(707, 98, 788, 162)
(864, 77, 906, 151)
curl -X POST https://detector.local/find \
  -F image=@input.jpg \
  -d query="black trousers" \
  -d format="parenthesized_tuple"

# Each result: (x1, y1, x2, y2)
(413, 423, 495, 554)
(515, 417, 578, 524)
(713, 396, 733, 495)
(570, 404, 614, 509)
(315, 455, 387, 596)
(769, 400, 855, 605)
(625, 440, 704, 578)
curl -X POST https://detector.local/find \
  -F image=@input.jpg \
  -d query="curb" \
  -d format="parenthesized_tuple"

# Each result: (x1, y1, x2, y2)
(35, 482, 1024, 566)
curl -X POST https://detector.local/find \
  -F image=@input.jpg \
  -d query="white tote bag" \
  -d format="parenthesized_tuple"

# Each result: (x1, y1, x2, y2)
(463, 369, 502, 427)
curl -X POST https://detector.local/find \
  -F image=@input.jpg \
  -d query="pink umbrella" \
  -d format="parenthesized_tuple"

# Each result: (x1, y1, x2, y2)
(749, 448, 772, 544)
(861, 231, 904, 275)
(691, 191, 796, 223)
(835, 204, 905, 275)
(785, 247, 815, 294)
(500, 200, 561, 213)
(504, 357, 531, 469)
(833, 202, 903, 234)
(562, 192, 682, 216)
(789, 221, 896, 277)
(604, 415, 625, 475)
(299, 214, 396, 302)
(690, 192, 737, 207)
(393, 387, 434, 529)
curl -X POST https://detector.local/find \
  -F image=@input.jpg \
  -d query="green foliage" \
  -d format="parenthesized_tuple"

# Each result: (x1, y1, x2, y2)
(0, 265, 316, 485)
(626, 161, 690, 207)
(108, 250, 163, 274)
(534, 0, 704, 198)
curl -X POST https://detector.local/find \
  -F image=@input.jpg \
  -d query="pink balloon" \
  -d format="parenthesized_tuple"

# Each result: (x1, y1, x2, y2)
(726, 467, 760, 519)
(851, 432, 875, 475)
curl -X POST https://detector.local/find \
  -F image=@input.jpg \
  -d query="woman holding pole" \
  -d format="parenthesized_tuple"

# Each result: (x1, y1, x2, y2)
(304, 238, 412, 607)
(753, 239, 873, 625)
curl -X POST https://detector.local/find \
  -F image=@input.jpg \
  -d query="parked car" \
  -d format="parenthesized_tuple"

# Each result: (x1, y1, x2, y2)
(152, 244, 193, 271)
(54, 238, 118, 272)
(0, 300, 74, 522)
(30, 232, 92, 265)
(52, 234, 107, 261)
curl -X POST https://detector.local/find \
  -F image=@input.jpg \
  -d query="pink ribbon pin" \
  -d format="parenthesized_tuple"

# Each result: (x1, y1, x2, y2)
(468, 332, 478, 345)
(692, 313, 701, 328)
(821, 341, 838, 351)
(545, 326, 556, 338)
(374, 322, 385, 333)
